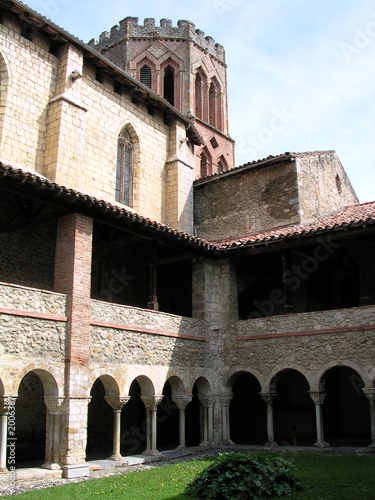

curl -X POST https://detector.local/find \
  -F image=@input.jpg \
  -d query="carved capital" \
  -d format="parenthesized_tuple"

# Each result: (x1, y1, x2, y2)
(0, 396, 17, 415)
(172, 396, 191, 410)
(219, 395, 233, 407)
(44, 396, 67, 414)
(105, 396, 130, 412)
(260, 392, 278, 405)
(141, 395, 164, 411)
(309, 391, 327, 405)
(363, 388, 375, 403)
(198, 395, 216, 408)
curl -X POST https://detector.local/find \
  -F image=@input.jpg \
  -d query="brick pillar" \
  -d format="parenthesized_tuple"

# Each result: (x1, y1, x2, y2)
(54, 213, 93, 477)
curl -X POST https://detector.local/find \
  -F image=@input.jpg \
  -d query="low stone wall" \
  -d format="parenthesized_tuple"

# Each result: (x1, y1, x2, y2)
(0, 282, 67, 358)
(90, 300, 208, 366)
(232, 305, 375, 337)
(0, 282, 66, 315)
(223, 306, 375, 388)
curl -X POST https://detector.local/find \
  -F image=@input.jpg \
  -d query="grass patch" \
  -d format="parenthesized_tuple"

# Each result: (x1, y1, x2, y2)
(8, 454, 375, 499)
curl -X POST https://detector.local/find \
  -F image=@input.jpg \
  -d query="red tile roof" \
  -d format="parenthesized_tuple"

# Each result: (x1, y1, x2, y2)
(216, 201, 375, 249)
(1, 161, 374, 254)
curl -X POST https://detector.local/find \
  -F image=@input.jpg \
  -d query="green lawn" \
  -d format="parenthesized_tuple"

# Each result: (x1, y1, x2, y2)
(7, 454, 375, 499)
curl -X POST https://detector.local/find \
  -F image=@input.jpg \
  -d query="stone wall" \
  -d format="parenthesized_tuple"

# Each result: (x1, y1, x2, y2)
(194, 160, 300, 241)
(0, 282, 67, 359)
(223, 305, 375, 388)
(297, 151, 358, 222)
(0, 15, 57, 173)
(0, 14, 196, 234)
(90, 299, 208, 367)
(0, 193, 56, 290)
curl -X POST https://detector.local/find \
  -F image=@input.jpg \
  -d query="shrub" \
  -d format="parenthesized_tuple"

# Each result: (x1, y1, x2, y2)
(185, 452, 302, 499)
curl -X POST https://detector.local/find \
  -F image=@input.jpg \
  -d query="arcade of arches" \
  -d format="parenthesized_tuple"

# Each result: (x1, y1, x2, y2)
(1, 366, 374, 471)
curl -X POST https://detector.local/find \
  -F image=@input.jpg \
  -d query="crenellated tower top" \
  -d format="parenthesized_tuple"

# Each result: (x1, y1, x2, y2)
(88, 17, 226, 64)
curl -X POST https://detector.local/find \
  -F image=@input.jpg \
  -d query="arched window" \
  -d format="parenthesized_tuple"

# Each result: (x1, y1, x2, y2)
(116, 129, 133, 206)
(209, 81, 217, 128)
(140, 64, 152, 88)
(217, 155, 229, 174)
(200, 148, 212, 178)
(164, 65, 174, 106)
(195, 67, 207, 121)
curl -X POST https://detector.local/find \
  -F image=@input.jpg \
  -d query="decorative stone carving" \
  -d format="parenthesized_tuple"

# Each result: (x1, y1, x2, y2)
(44, 396, 67, 414)
(198, 395, 216, 408)
(172, 396, 191, 410)
(105, 396, 130, 412)
(140, 395, 164, 411)
(309, 391, 327, 405)
(260, 392, 278, 405)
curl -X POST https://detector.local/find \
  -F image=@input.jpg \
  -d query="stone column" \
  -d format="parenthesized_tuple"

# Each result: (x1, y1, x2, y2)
(105, 396, 130, 460)
(199, 396, 216, 446)
(141, 396, 164, 455)
(172, 396, 191, 449)
(261, 392, 278, 447)
(0, 396, 17, 474)
(219, 395, 233, 444)
(310, 391, 329, 448)
(363, 388, 375, 448)
(43, 397, 67, 469)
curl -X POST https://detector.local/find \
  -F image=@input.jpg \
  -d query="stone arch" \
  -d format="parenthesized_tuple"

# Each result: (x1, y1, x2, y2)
(15, 366, 60, 397)
(227, 371, 266, 445)
(320, 365, 371, 446)
(266, 364, 312, 392)
(185, 376, 211, 447)
(87, 375, 118, 459)
(0, 52, 9, 145)
(157, 376, 185, 451)
(87, 369, 122, 397)
(270, 368, 315, 446)
(15, 369, 58, 463)
(316, 360, 368, 390)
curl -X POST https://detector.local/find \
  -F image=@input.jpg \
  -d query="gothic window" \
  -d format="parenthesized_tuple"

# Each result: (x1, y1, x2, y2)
(164, 65, 174, 106)
(217, 155, 229, 174)
(140, 64, 152, 88)
(116, 129, 133, 206)
(200, 148, 212, 178)
(195, 67, 207, 121)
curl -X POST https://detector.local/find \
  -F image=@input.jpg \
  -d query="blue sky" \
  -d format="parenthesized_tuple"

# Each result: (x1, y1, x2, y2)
(24, 0, 375, 203)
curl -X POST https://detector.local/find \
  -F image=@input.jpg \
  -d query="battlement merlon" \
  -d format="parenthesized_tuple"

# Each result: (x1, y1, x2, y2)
(88, 17, 226, 64)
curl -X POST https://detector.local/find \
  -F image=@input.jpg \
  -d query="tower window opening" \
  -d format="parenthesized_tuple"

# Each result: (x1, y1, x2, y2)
(164, 66, 175, 106)
(140, 65, 152, 88)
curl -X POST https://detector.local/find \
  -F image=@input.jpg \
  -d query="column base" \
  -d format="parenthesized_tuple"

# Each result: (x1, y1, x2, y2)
(108, 454, 123, 461)
(175, 445, 186, 450)
(221, 439, 234, 446)
(366, 443, 375, 452)
(62, 463, 90, 479)
(42, 462, 62, 470)
(0, 467, 10, 475)
(142, 449, 161, 456)
(314, 441, 330, 448)
(264, 441, 278, 448)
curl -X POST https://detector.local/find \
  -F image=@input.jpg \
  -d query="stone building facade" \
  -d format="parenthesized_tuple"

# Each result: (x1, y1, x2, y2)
(0, 0, 374, 481)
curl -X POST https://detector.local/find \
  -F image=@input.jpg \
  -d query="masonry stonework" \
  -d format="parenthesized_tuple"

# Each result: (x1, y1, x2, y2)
(0, 1, 374, 482)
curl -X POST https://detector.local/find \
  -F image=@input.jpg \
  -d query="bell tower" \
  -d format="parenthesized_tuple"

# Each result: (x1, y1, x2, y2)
(89, 17, 235, 178)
